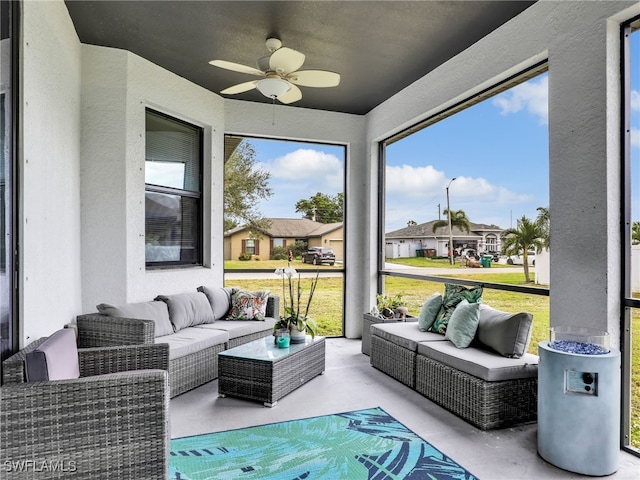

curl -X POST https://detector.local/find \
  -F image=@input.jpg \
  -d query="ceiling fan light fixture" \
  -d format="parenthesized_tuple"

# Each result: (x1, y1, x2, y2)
(256, 77, 291, 99)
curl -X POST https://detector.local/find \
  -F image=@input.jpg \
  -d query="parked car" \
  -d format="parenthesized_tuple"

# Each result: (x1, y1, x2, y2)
(460, 248, 479, 260)
(302, 247, 336, 265)
(506, 251, 536, 266)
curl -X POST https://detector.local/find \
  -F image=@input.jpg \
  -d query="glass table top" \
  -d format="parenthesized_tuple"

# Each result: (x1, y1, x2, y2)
(219, 335, 324, 362)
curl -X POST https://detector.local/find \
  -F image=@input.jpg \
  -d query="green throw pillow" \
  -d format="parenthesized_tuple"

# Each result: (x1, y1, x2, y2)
(418, 293, 442, 332)
(431, 283, 483, 334)
(445, 300, 480, 348)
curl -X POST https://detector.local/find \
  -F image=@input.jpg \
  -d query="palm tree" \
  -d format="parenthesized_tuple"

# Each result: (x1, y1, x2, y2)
(501, 215, 545, 283)
(432, 209, 470, 259)
(632, 221, 640, 245)
(536, 206, 550, 249)
(431, 209, 471, 235)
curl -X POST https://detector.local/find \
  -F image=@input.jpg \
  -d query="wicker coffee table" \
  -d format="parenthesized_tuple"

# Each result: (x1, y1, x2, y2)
(218, 335, 325, 407)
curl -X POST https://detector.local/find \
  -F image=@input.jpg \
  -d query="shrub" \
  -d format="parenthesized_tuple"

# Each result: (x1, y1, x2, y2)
(271, 246, 288, 261)
(238, 253, 252, 261)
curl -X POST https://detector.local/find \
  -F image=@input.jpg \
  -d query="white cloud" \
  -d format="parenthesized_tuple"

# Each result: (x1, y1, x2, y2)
(631, 90, 640, 112)
(632, 127, 640, 149)
(266, 149, 343, 190)
(492, 75, 548, 125)
(385, 165, 445, 198)
(384, 165, 533, 231)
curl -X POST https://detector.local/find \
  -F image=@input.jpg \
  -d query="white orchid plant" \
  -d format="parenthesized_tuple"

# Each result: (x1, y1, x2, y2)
(273, 264, 319, 338)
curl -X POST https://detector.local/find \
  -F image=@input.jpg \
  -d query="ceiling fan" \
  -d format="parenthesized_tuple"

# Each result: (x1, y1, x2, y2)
(209, 37, 340, 104)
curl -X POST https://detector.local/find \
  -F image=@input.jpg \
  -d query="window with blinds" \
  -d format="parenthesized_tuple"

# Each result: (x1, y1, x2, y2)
(145, 109, 203, 267)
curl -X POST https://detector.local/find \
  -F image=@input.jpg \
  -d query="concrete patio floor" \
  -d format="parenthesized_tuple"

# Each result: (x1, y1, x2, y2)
(170, 337, 640, 479)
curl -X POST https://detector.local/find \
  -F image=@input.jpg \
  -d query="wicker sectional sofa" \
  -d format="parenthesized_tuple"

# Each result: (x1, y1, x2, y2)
(369, 303, 539, 430)
(77, 286, 280, 397)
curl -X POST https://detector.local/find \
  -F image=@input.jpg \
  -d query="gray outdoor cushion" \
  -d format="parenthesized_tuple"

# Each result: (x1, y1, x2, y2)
(197, 286, 234, 320)
(196, 317, 277, 339)
(418, 341, 539, 382)
(417, 292, 442, 332)
(370, 322, 446, 352)
(25, 328, 80, 382)
(155, 292, 214, 331)
(445, 299, 480, 348)
(97, 300, 174, 337)
(475, 304, 533, 358)
(155, 327, 228, 360)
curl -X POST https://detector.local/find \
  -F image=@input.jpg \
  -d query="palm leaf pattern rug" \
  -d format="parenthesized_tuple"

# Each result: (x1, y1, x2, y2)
(170, 407, 478, 479)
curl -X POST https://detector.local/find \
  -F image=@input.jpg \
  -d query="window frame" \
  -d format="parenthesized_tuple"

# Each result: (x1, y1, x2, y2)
(621, 16, 640, 457)
(378, 61, 550, 297)
(144, 108, 204, 268)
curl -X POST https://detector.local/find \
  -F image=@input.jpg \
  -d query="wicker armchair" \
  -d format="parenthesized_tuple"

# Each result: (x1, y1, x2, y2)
(1, 337, 170, 479)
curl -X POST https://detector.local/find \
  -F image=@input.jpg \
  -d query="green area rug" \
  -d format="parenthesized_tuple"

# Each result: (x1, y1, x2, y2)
(170, 407, 478, 479)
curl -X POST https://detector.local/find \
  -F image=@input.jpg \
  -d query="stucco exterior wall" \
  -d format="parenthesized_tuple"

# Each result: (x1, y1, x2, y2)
(20, 0, 83, 344)
(80, 45, 225, 311)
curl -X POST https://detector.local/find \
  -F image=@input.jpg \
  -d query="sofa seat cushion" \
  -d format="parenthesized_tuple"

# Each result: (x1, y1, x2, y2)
(371, 322, 447, 352)
(155, 327, 228, 360)
(417, 341, 538, 382)
(196, 317, 277, 339)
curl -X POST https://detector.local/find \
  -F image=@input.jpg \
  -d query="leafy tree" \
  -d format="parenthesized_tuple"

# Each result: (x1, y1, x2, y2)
(431, 209, 471, 234)
(407, 220, 417, 226)
(536, 206, 550, 249)
(295, 192, 343, 223)
(224, 141, 273, 235)
(501, 215, 545, 283)
(633, 221, 640, 245)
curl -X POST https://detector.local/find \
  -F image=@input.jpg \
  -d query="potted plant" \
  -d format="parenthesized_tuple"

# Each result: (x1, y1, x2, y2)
(376, 293, 406, 319)
(273, 264, 319, 343)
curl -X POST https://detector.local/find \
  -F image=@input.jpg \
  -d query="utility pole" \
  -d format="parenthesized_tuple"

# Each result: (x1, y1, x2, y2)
(446, 178, 457, 265)
(437, 203, 441, 221)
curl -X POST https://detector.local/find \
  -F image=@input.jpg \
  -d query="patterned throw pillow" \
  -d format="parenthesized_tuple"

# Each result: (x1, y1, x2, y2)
(228, 290, 270, 321)
(431, 283, 483, 334)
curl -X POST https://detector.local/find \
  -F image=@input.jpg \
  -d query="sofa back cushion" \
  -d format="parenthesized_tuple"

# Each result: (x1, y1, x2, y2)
(155, 292, 214, 330)
(25, 328, 80, 382)
(475, 304, 533, 358)
(97, 300, 174, 337)
(197, 286, 234, 320)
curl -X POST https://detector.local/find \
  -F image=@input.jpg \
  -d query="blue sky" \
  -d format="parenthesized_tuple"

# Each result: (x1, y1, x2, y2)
(243, 30, 639, 233)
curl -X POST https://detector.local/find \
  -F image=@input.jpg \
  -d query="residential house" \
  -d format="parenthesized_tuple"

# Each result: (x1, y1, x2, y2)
(385, 220, 503, 258)
(224, 218, 344, 261)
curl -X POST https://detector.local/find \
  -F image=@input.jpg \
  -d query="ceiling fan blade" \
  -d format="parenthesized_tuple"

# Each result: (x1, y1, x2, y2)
(220, 80, 259, 95)
(269, 47, 305, 75)
(287, 70, 341, 88)
(209, 60, 264, 77)
(277, 84, 302, 104)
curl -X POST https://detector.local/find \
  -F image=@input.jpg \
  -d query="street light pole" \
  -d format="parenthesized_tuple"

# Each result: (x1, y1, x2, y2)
(446, 177, 457, 265)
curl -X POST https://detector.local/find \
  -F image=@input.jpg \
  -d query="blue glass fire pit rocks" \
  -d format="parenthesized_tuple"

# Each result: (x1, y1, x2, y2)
(548, 340, 609, 355)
